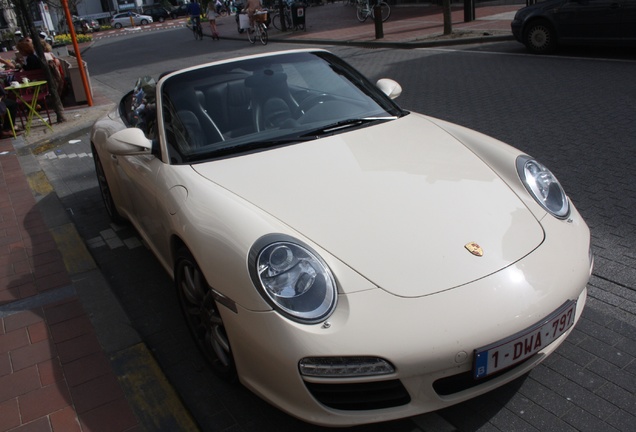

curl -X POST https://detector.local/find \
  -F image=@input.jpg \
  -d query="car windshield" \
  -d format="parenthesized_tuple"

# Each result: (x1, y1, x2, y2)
(157, 51, 405, 163)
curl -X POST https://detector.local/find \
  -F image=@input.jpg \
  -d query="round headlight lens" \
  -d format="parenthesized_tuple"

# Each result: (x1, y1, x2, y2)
(517, 156, 569, 218)
(251, 237, 337, 323)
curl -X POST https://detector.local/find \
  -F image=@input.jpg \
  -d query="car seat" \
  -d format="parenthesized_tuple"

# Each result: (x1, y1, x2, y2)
(245, 68, 298, 132)
(169, 86, 224, 149)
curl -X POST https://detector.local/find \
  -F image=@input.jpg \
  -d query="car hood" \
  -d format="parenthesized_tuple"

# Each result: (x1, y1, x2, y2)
(193, 114, 544, 297)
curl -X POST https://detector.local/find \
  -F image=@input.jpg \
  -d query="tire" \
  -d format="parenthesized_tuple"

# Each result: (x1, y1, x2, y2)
(175, 248, 237, 380)
(524, 19, 557, 54)
(377, 2, 390, 22)
(356, 6, 368, 23)
(140, 19, 149, 25)
(92, 145, 125, 224)
(272, 14, 281, 30)
(247, 25, 255, 43)
(273, 13, 292, 31)
(114, 22, 123, 29)
(259, 23, 268, 45)
(158, 16, 165, 23)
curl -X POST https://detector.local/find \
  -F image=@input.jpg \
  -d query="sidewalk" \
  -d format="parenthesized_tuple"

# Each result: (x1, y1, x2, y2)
(215, 2, 520, 47)
(0, 4, 523, 431)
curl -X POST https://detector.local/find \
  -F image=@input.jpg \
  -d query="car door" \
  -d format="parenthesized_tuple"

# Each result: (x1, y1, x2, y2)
(113, 13, 124, 26)
(554, 0, 621, 43)
(113, 151, 172, 257)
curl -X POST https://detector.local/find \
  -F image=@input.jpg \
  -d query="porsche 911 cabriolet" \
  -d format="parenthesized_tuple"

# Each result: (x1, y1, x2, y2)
(90, 49, 593, 426)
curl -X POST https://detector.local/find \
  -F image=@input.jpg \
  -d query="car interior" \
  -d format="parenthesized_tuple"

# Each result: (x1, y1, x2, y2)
(120, 53, 399, 163)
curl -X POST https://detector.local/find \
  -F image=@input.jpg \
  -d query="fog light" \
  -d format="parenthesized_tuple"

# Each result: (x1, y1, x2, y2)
(299, 357, 395, 378)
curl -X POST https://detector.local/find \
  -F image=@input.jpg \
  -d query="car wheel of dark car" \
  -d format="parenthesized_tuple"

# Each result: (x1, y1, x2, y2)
(175, 248, 237, 381)
(524, 19, 556, 54)
(92, 145, 125, 224)
(158, 16, 165, 22)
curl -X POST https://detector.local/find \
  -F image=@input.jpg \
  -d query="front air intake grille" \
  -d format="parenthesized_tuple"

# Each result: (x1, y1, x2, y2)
(304, 379, 411, 410)
(433, 357, 533, 396)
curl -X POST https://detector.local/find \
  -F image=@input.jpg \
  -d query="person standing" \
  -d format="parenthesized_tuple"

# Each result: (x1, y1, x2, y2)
(207, 1, 220, 40)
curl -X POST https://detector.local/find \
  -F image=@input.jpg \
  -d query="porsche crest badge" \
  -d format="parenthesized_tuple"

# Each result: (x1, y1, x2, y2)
(464, 242, 484, 257)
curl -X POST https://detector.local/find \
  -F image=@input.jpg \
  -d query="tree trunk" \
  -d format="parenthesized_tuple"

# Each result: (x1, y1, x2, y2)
(442, 0, 453, 35)
(14, 0, 66, 123)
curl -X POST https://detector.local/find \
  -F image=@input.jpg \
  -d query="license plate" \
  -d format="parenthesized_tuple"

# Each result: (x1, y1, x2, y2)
(473, 301, 576, 379)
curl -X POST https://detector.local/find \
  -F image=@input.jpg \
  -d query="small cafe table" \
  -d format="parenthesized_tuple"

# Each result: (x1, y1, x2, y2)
(6, 80, 53, 136)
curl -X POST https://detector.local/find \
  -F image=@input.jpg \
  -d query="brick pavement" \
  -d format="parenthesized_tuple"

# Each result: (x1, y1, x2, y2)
(0, 135, 140, 431)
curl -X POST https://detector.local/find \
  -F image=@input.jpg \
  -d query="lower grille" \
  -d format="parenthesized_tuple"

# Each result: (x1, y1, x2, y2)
(304, 379, 411, 410)
(433, 357, 533, 396)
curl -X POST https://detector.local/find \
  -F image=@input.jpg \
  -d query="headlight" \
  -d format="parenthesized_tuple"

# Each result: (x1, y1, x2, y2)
(516, 155, 569, 219)
(249, 235, 337, 324)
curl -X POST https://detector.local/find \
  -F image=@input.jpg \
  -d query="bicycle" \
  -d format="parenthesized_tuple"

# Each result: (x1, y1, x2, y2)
(247, 11, 268, 45)
(272, 3, 306, 32)
(191, 16, 203, 40)
(271, 4, 292, 31)
(216, 1, 230, 17)
(355, 0, 390, 23)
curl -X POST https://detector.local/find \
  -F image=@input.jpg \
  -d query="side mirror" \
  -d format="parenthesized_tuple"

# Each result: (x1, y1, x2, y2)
(376, 78, 402, 100)
(106, 128, 153, 155)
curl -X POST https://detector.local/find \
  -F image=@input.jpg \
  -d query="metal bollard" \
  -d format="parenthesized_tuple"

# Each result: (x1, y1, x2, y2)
(374, 5, 383, 39)
(464, 0, 475, 22)
(279, 1, 287, 32)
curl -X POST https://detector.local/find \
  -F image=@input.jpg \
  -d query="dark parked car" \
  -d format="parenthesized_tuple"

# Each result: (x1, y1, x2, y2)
(66, 16, 98, 34)
(143, 6, 171, 22)
(511, 0, 636, 54)
(170, 4, 190, 19)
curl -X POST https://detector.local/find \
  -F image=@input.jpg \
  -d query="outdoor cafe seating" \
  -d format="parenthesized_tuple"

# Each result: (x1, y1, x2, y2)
(1, 68, 53, 135)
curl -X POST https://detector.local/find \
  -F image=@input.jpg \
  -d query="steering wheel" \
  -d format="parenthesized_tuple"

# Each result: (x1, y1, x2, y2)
(263, 108, 292, 130)
(298, 94, 339, 114)
(255, 98, 294, 132)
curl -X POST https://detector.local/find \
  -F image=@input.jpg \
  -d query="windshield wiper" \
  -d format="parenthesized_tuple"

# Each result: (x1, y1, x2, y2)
(200, 135, 317, 160)
(300, 117, 397, 137)
(188, 117, 397, 161)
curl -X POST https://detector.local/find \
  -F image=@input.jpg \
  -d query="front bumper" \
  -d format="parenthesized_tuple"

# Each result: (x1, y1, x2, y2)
(511, 18, 523, 42)
(220, 209, 592, 426)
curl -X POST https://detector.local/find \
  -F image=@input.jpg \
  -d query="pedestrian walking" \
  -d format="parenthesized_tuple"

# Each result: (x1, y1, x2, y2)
(207, 1, 220, 40)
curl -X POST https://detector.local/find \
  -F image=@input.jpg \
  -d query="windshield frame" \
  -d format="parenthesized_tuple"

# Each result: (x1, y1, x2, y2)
(154, 50, 406, 165)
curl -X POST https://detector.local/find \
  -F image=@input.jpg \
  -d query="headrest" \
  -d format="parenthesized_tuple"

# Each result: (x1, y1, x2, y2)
(245, 70, 288, 88)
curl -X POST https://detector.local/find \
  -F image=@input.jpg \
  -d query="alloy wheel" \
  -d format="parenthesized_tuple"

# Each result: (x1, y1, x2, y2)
(176, 249, 236, 379)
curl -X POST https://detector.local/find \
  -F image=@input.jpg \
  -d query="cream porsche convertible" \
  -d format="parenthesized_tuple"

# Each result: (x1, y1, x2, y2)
(90, 49, 593, 426)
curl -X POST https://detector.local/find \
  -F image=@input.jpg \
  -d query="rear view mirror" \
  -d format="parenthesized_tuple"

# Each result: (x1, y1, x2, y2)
(376, 79, 402, 100)
(106, 128, 153, 155)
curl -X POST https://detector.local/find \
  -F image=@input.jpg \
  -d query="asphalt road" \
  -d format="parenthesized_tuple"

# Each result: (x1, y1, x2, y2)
(37, 27, 636, 431)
